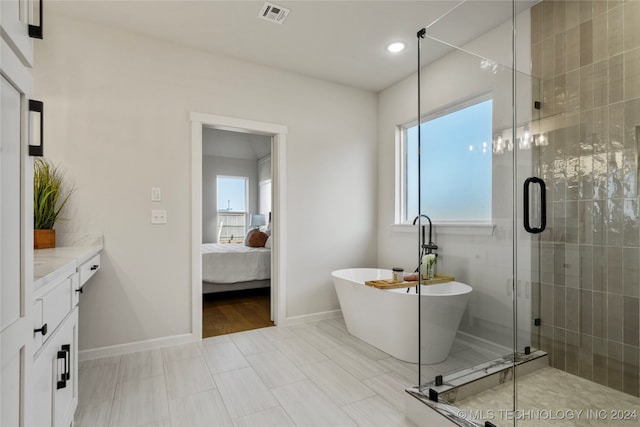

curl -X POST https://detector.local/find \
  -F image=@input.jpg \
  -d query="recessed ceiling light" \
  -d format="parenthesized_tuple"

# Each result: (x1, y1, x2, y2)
(386, 42, 406, 53)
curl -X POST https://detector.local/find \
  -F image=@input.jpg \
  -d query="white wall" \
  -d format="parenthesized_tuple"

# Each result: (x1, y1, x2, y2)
(377, 10, 533, 348)
(202, 155, 258, 244)
(34, 11, 378, 351)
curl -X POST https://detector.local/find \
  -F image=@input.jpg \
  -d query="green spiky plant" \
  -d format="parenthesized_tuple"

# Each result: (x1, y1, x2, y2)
(34, 158, 75, 230)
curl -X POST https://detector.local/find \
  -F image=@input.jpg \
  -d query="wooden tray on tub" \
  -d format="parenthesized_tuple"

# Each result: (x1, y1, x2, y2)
(365, 274, 455, 289)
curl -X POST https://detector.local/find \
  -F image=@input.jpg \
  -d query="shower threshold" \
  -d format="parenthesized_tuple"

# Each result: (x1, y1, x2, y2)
(405, 349, 548, 427)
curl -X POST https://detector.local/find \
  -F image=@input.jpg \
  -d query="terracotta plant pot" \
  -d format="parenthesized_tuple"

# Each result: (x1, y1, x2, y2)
(34, 229, 56, 249)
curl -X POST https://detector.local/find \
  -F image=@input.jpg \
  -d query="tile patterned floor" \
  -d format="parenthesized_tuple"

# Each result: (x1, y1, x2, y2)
(456, 366, 640, 427)
(75, 317, 499, 427)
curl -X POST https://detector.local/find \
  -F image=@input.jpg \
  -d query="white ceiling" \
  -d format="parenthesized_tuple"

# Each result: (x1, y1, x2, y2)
(49, 0, 537, 92)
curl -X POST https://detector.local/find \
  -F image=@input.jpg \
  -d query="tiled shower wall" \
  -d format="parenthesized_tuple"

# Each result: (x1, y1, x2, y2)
(531, 0, 640, 397)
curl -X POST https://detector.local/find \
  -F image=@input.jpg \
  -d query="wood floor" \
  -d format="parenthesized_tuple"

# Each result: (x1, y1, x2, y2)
(202, 288, 274, 338)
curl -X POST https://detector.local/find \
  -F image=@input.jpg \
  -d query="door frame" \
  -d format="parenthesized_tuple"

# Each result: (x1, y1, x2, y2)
(190, 112, 287, 339)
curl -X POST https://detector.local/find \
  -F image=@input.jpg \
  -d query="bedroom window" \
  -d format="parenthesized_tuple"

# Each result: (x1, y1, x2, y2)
(217, 176, 248, 243)
(401, 97, 492, 223)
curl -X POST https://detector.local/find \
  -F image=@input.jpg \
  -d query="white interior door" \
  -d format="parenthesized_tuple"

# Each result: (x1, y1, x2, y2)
(259, 180, 272, 217)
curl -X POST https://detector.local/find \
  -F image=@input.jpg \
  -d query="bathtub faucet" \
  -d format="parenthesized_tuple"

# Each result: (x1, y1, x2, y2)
(412, 215, 438, 254)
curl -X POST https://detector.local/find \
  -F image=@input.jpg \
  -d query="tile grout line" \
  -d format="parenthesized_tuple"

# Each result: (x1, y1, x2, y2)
(106, 357, 123, 427)
(160, 348, 176, 427)
(78, 325, 477, 426)
(79, 324, 511, 426)
(205, 339, 264, 423)
(261, 328, 355, 426)
(302, 359, 378, 412)
(160, 346, 219, 425)
(338, 393, 410, 427)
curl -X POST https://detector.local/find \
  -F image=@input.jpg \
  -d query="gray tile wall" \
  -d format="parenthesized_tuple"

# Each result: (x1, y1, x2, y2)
(531, 0, 640, 397)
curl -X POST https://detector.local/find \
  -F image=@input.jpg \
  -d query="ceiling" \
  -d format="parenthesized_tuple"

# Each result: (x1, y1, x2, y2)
(49, 0, 537, 92)
(203, 128, 271, 160)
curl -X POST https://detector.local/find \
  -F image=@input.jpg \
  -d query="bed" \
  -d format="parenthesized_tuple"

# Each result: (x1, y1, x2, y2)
(201, 243, 271, 293)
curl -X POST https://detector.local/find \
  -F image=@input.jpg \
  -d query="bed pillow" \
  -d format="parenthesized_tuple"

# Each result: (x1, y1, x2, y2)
(264, 235, 272, 249)
(248, 231, 269, 247)
(244, 228, 258, 246)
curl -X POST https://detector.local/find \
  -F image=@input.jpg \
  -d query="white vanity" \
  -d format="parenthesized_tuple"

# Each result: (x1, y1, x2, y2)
(1, 3, 100, 425)
(32, 243, 102, 427)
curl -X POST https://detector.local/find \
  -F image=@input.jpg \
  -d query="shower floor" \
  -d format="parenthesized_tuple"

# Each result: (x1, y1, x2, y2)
(455, 367, 640, 426)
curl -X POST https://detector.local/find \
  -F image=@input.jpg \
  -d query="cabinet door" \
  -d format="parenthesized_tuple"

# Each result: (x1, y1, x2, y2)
(55, 310, 78, 427)
(32, 309, 78, 427)
(0, 0, 34, 66)
(31, 338, 53, 427)
(1, 39, 34, 427)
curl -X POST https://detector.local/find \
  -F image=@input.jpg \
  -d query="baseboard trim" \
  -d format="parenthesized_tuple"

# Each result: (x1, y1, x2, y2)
(80, 309, 343, 361)
(279, 309, 342, 326)
(78, 333, 196, 362)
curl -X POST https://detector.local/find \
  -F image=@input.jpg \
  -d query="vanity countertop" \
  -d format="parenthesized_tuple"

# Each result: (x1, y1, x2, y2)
(34, 244, 103, 292)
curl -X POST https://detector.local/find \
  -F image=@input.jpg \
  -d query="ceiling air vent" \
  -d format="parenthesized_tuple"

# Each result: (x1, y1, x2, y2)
(258, 2, 290, 24)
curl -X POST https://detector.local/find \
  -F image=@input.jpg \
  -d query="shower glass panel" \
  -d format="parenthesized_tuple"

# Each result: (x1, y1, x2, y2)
(411, 0, 543, 423)
(516, 0, 640, 419)
(410, 0, 640, 425)
(414, 17, 523, 385)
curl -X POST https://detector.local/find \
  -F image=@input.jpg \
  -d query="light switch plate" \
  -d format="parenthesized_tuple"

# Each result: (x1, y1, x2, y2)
(151, 210, 167, 224)
(151, 187, 161, 201)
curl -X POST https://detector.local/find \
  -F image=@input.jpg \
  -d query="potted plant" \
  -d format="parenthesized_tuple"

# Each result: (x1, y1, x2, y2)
(33, 158, 74, 249)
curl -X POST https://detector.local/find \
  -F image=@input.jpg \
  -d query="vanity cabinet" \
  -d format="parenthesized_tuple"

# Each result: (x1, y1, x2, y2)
(33, 270, 77, 353)
(32, 252, 101, 427)
(79, 254, 101, 288)
(2, 5, 89, 426)
(33, 269, 79, 427)
(32, 307, 78, 427)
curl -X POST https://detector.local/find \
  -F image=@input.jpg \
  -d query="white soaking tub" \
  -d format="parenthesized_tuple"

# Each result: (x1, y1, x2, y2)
(331, 268, 471, 364)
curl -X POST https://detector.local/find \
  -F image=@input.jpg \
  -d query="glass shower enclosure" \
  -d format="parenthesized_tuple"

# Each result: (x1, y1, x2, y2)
(406, 1, 640, 425)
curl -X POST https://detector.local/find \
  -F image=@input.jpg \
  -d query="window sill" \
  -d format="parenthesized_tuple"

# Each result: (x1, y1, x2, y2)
(392, 222, 496, 236)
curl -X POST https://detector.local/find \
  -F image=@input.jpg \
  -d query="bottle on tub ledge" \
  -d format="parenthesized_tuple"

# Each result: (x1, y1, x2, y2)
(421, 254, 436, 280)
(392, 267, 404, 283)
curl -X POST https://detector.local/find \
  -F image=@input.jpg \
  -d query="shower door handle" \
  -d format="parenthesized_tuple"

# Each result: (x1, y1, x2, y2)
(523, 177, 546, 234)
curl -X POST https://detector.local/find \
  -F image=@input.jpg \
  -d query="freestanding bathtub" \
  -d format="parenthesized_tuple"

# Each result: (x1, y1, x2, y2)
(331, 268, 472, 364)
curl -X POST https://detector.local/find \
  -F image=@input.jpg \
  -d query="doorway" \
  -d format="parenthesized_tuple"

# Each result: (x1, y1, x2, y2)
(190, 112, 287, 341)
(201, 128, 272, 337)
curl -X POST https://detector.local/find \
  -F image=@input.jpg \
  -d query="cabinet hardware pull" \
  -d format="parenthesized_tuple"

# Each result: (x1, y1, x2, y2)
(62, 344, 71, 380)
(28, 0, 43, 39)
(75, 288, 83, 294)
(90, 265, 99, 271)
(34, 323, 48, 336)
(56, 344, 71, 390)
(28, 100, 44, 156)
(56, 350, 67, 389)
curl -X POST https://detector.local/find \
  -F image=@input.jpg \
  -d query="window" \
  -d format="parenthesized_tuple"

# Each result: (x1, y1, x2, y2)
(403, 98, 492, 223)
(217, 176, 248, 243)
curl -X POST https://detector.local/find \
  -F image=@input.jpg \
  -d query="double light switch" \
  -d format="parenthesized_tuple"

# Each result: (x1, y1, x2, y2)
(151, 187, 166, 224)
